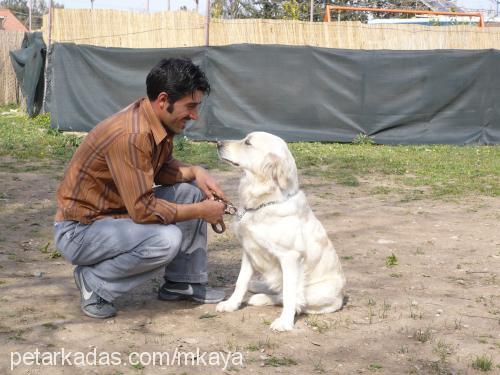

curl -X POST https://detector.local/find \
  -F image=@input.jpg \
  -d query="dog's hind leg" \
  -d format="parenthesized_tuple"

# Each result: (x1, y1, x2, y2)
(247, 293, 282, 306)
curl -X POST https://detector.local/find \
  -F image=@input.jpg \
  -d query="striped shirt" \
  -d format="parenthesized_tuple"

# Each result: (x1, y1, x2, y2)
(55, 97, 181, 224)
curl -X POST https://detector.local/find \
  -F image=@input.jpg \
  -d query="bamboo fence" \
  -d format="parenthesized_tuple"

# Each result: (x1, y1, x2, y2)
(0, 31, 24, 106)
(41, 9, 500, 49)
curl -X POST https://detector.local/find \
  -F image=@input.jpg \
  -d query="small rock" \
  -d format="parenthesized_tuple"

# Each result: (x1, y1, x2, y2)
(377, 239, 396, 244)
(33, 271, 44, 278)
(437, 309, 443, 314)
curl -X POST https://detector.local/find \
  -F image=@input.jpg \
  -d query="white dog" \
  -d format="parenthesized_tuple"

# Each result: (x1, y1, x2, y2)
(216, 132, 345, 331)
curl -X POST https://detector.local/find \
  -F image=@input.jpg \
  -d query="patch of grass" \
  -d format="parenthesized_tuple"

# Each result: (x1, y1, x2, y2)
(369, 363, 383, 371)
(131, 362, 145, 370)
(48, 250, 62, 259)
(0, 108, 81, 160)
(414, 328, 432, 343)
(289, 142, 500, 197)
(198, 313, 218, 319)
(372, 186, 393, 195)
(173, 137, 230, 171)
(341, 256, 353, 261)
(471, 355, 492, 371)
(386, 253, 398, 267)
(42, 322, 58, 330)
(40, 242, 51, 254)
(352, 133, 375, 145)
(2, 107, 499, 197)
(433, 340, 454, 362)
(261, 318, 272, 326)
(390, 272, 403, 278)
(305, 316, 330, 333)
(313, 359, 326, 373)
(264, 356, 297, 367)
(245, 343, 260, 352)
(8, 329, 26, 341)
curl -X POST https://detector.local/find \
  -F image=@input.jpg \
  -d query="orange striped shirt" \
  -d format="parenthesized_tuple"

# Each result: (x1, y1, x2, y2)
(55, 97, 181, 224)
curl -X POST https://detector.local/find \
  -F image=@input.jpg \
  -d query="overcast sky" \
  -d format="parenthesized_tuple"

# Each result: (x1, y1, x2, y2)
(56, 0, 208, 15)
(55, 0, 499, 16)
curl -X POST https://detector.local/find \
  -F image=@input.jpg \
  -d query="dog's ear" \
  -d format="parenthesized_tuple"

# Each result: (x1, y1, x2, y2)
(261, 152, 298, 193)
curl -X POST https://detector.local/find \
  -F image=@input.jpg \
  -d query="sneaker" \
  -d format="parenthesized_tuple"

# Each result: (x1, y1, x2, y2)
(73, 266, 116, 319)
(158, 281, 225, 304)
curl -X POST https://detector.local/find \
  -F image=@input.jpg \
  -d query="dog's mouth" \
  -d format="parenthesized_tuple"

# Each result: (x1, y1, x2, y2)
(221, 157, 240, 167)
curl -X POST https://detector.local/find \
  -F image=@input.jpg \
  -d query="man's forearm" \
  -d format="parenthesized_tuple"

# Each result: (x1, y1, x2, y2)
(173, 201, 204, 222)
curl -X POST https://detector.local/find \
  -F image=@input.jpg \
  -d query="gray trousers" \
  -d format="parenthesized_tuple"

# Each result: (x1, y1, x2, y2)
(54, 183, 207, 302)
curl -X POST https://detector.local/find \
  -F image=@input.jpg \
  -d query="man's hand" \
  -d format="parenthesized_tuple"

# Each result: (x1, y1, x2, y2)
(199, 199, 226, 224)
(193, 166, 226, 200)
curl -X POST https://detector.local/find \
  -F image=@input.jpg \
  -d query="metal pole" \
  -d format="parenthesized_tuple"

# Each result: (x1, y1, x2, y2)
(167, 0, 171, 11)
(145, 0, 150, 12)
(204, 0, 210, 46)
(28, 0, 32, 31)
(42, 0, 53, 113)
(310, 0, 314, 22)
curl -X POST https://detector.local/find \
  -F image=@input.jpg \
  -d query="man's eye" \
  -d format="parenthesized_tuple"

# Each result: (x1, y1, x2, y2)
(244, 139, 251, 146)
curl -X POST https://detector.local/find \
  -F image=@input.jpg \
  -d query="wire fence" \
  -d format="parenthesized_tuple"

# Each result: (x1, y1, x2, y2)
(0, 31, 24, 106)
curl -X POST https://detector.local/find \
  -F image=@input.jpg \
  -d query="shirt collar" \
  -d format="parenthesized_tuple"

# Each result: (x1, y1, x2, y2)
(141, 97, 173, 145)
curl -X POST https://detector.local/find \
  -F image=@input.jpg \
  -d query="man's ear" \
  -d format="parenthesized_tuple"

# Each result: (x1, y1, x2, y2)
(158, 92, 169, 109)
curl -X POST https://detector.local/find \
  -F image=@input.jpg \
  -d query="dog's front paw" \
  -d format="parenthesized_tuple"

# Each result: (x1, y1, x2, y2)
(216, 300, 240, 313)
(270, 317, 294, 331)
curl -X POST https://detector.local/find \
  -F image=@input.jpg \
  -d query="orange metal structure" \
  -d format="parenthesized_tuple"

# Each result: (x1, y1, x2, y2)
(323, 5, 485, 28)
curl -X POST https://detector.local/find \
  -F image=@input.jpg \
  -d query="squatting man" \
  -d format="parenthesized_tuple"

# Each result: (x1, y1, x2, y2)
(54, 58, 227, 318)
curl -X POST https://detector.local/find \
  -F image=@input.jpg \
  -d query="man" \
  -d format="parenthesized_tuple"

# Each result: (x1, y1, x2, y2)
(54, 58, 227, 319)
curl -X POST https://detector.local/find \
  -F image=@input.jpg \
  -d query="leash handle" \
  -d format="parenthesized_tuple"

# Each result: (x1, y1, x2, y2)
(211, 220, 226, 234)
(208, 191, 230, 234)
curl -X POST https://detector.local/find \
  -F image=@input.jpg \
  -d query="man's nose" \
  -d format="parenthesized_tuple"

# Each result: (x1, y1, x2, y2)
(189, 109, 198, 120)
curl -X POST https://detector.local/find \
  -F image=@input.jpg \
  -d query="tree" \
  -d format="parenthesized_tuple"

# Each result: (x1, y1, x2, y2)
(210, 0, 431, 21)
(0, 0, 65, 29)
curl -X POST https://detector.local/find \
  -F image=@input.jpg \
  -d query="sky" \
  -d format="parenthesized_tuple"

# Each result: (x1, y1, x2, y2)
(55, 0, 499, 18)
(57, 0, 209, 15)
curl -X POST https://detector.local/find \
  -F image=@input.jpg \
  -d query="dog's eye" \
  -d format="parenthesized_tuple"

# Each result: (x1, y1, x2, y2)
(244, 139, 251, 146)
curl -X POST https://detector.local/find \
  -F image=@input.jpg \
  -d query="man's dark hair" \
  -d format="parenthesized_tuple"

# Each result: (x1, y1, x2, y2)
(146, 58, 210, 113)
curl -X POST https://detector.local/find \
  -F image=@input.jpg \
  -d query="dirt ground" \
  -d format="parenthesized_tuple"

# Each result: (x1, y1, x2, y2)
(0, 157, 499, 375)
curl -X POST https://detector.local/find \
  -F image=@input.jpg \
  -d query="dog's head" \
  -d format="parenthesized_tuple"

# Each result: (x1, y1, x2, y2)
(217, 132, 298, 194)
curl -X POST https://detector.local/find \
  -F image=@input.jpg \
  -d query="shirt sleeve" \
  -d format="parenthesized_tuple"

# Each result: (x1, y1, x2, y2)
(155, 154, 181, 186)
(105, 133, 177, 224)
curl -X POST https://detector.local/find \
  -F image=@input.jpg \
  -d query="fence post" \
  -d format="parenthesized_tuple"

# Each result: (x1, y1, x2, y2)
(205, 0, 210, 46)
(42, 0, 53, 113)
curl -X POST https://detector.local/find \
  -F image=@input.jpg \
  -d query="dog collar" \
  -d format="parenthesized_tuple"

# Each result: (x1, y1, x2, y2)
(238, 190, 300, 220)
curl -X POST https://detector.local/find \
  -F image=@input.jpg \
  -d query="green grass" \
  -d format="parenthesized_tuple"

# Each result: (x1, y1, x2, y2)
(289, 142, 500, 196)
(1, 106, 499, 197)
(0, 106, 81, 160)
(386, 253, 398, 267)
(264, 356, 297, 367)
(471, 355, 493, 371)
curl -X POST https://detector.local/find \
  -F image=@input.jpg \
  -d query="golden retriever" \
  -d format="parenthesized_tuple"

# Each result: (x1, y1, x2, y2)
(215, 132, 345, 331)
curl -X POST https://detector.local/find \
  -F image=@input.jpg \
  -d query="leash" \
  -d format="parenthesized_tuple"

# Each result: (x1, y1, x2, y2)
(210, 192, 238, 234)
(209, 190, 300, 232)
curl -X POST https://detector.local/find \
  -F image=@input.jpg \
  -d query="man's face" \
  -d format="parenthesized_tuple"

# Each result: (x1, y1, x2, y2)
(158, 90, 204, 134)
